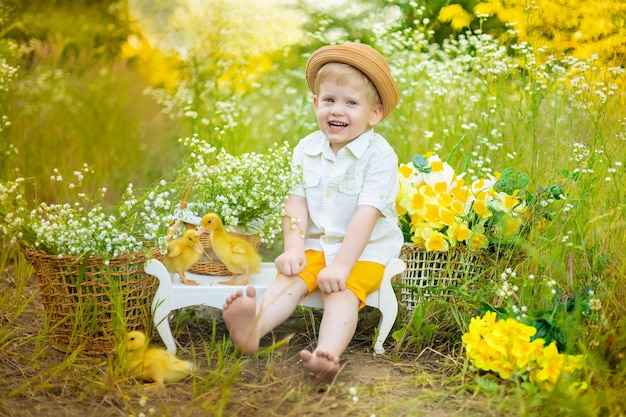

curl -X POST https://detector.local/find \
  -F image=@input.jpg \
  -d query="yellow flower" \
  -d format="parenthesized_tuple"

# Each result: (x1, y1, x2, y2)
(534, 342, 565, 385)
(447, 220, 470, 244)
(431, 160, 445, 172)
(425, 203, 441, 223)
(469, 231, 490, 249)
(472, 199, 491, 219)
(563, 354, 585, 373)
(473, 2, 498, 18)
(439, 4, 473, 31)
(420, 183, 436, 198)
(410, 192, 426, 213)
(495, 213, 523, 238)
(424, 229, 450, 252)
(399, 164, 413, 178)
(434, 181, 448, 193)
(439, 206, 456, 226)
(509, 325, 540, 369)
(450, 200, 465, 215)
(568, 381, 588, 396)
(492, 357, 517, 380)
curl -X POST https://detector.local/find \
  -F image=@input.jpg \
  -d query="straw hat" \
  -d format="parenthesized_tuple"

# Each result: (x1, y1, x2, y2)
(305, 42, 400, 120)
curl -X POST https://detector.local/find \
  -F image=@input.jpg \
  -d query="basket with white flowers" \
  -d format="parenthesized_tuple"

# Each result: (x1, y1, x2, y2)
(0, 168, 175, 354)
(395, 152, 529, 311)
(172, 135, 298, 275)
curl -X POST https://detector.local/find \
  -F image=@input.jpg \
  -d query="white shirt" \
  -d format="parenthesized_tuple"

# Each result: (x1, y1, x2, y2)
(290, 129, 404, 265)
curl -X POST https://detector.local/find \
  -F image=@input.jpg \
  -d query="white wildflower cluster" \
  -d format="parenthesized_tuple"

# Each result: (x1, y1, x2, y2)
(0, 168, 174, 259)
(545, 279, 558, 295)
(495, 268, 557, 321)
(490, 266, 605, 330)
(177, 136, 299, 244)
(497, 268, 519, 299)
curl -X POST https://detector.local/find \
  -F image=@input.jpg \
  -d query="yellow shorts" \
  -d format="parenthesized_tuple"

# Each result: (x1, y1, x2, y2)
(298, 250, 384, 309)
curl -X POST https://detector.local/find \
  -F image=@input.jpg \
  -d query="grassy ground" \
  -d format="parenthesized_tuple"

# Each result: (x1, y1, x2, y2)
(1, 259, 502, 417)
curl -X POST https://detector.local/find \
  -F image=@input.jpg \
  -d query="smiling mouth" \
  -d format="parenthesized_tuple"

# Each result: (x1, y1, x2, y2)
(329, 121, 347, 129)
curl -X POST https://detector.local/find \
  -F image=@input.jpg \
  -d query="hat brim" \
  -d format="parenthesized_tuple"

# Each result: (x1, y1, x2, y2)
(306, 42, 399, 120)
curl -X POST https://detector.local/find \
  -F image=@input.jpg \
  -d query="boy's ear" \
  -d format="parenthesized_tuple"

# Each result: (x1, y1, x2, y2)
(368, 104, 384, 126)
(312, 95, 318, 110)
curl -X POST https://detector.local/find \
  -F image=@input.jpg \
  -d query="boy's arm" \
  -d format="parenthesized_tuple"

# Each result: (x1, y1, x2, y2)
(274, 194, 309, 276)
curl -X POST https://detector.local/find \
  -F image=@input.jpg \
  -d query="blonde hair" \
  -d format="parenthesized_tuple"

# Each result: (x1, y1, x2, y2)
(313, 63, 381, 107)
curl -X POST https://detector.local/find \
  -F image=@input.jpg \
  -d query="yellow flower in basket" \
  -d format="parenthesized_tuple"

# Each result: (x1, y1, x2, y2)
(397, 153, 529, 251)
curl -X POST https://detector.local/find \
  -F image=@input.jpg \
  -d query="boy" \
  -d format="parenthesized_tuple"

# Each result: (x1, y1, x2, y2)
(223, 42, 403, 384)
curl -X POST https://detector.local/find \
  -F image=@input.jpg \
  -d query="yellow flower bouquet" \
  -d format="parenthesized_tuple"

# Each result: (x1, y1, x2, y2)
(462, 311, 585, 391)
(396, 152, 529, 251)
(395, 152, 530, 310)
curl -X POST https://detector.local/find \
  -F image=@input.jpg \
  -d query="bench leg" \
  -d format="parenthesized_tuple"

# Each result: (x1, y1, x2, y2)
(373, 259, 404, 354)
(153, 298, 177, 354)
(146, 260, 178, 354)
(373, 301, 398, 354)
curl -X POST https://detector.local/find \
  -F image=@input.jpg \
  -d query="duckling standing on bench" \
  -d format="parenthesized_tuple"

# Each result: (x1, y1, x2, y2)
(162, 228, 203, 286)
(196, 213, 261, 286)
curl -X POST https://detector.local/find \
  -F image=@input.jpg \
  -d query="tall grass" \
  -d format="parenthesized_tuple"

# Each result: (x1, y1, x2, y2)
(1, 2, 625, 416)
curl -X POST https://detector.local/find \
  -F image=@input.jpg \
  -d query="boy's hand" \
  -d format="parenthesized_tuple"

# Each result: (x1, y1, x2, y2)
(275, 249, 306, 277)
(317, 263, 350, 294)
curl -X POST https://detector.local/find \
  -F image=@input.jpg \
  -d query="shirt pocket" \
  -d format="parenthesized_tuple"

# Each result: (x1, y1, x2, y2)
(338, 171, 364, 195)
(303, 171, 321, 189)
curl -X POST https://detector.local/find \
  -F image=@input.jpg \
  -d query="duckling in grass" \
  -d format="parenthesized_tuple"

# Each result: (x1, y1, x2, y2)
(162, 228, 203, 286)
(196, 213, 261, 286)
(124, 330, 195, 386)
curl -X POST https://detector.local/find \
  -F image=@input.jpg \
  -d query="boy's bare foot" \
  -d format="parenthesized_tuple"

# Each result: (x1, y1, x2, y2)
(223, 286, 259, 355)
(300, 349, 341, 385)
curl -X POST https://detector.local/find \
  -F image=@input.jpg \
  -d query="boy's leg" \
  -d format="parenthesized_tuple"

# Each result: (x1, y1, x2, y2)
(223, 274, 308, 355)
(300, 289, 360, 383)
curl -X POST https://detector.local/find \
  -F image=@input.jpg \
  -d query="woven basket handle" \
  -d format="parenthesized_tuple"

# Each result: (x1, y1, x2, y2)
(179, 179, 196, 209)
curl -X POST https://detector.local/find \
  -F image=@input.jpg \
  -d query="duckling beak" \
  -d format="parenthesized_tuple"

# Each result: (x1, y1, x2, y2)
(193, 241, 203, 254)
(195, 227, 206, 236)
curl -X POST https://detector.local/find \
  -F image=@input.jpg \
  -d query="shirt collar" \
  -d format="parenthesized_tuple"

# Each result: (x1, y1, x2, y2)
(304, 129, 375, 159)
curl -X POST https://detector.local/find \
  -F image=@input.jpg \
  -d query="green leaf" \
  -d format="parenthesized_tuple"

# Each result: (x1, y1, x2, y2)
(531, 318, 567, 352)
(475, 376, 500, 394)
(494, 168, 530, 194)
(549, 184, 565, 199)
(411, 154, 432, 173)
(392, 326, 408, 342)
(477, 301, 509, 318)
(411, 303, 426, 331)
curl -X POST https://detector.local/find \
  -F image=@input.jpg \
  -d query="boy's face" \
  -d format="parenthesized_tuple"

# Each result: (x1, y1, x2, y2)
(313, 75, 383, 154)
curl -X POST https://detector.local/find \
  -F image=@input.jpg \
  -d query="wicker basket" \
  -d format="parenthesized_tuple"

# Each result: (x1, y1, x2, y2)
(25, 247, 158, 355)
(398, 243, 484, 312)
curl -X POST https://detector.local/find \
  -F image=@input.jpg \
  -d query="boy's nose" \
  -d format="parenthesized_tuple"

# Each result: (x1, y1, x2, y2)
(330, 104, 344, 115)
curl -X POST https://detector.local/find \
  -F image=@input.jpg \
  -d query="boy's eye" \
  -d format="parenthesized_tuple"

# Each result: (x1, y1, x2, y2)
(347, 100, 357, 105)
(324, 98, 334, 103)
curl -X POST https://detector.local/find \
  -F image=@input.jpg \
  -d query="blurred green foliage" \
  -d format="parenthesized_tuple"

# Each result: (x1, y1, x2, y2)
(3, 0, 132, 64)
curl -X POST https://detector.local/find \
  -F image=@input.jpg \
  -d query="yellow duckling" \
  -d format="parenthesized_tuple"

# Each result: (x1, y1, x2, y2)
(162, 228, 203, 286)
(124, 330, 195, 386)
(196, 213, 261, 286)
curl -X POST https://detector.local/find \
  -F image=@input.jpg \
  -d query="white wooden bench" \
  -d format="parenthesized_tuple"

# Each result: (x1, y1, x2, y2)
(144, 259, 405, 355)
